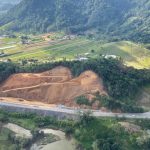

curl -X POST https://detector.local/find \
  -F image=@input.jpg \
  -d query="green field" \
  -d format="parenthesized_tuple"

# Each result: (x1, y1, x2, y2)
(0, 35, 150, 69)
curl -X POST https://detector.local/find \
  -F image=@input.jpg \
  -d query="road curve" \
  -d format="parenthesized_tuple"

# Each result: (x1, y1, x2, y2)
(0, 101, 150, 119)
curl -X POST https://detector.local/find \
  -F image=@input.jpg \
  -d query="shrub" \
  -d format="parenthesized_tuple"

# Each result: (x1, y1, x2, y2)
(76, 96, 91, 106)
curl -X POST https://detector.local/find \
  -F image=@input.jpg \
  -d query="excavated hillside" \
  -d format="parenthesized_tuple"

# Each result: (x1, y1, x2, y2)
(0, 66, 106, 104)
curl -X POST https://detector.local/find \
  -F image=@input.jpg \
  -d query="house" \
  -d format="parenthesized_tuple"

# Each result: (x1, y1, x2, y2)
(103, 55, 118, 59)
(76, 57, 88, 61)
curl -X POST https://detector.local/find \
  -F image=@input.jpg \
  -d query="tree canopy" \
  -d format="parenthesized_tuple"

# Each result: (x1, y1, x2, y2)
(0, 0, 150, 43)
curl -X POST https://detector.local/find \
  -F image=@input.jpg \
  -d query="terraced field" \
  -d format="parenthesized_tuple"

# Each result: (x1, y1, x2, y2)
(0, 35, 150, 69)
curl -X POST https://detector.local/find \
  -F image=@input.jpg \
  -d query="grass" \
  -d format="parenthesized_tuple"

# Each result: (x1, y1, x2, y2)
(74, 117, 141, 150)
(0, 128, 16, 150)
(0, 35, 150, 69)
(10, 118, 37, 130)
(0, 22, 13, 31)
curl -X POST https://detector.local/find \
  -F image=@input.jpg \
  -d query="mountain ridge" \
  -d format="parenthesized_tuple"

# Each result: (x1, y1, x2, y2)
(0, 0, 21, 13)
(0, 0, 150, 43)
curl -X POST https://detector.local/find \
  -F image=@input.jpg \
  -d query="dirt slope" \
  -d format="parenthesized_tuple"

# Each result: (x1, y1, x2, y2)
(0, 67, 106, 104)
(0, 66, 72, 91)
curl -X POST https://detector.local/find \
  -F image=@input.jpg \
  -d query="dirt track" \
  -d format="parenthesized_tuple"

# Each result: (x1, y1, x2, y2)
(0, 66, 106, 104)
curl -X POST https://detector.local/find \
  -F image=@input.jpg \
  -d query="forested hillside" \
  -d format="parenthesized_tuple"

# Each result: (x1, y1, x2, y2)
(0, 0, 150, 43)
(0, 0, 21, 14)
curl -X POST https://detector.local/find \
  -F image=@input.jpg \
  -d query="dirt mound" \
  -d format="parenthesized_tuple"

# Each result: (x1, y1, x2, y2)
(0, 67, 106, 104)
(0, 66, 72, 91)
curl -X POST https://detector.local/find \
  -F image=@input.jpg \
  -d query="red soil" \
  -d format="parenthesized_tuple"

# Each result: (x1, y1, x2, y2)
(0, 66, 106, 104)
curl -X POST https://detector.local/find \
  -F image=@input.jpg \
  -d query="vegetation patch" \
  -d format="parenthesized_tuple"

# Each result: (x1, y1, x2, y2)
(75, 96, 91, 106)
(0, 110, 150, 150)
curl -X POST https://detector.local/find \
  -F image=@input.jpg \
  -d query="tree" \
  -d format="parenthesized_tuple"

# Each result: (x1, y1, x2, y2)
(91, 49, 95, 53)
(79, 111, 93, 127)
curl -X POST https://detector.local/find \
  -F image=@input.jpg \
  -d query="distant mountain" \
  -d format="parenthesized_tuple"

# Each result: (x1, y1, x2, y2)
(0, 3, 13, 12)
(0, 0, 21, 13)
(0, 0, 150, 43)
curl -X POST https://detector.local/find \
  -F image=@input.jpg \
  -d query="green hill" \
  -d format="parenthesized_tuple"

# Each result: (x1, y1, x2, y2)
(0, 0, 150, 43)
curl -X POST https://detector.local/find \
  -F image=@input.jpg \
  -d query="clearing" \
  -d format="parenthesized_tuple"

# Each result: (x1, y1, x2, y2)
(0, 66, 106, 105)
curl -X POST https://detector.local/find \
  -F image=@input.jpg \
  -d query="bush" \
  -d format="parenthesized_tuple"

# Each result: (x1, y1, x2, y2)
(97, 95, 144, 113)
(76, 96, 91, 106)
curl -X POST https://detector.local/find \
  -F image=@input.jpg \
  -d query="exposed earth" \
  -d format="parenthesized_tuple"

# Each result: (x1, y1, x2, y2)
(0, 66, 106, 105)
(3, 123, 76, 150)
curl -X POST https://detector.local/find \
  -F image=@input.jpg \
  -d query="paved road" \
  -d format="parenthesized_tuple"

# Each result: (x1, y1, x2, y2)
(0, 101, 150, 119)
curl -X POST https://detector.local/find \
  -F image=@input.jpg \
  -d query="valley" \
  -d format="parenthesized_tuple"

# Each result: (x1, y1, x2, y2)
(0, 33, 150, 69)
(0, 0, 150, 149)
(0, 34, 150, 150)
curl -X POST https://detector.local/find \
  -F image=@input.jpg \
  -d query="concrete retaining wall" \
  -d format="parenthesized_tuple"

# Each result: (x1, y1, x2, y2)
(0, 104, 77, 120)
